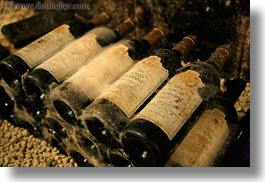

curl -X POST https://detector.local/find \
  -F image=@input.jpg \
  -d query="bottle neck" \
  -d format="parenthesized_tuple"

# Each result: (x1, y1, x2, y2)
(210, 78, 246, 124)
(172, 35, 197, 61)
(114, 18, 135, 39)
(206, 45, 231, 71)
(67, 12, 110, 38)
(142, 27, 165, 48)
(88, 12, 111, 27)
(222, 78, 246, 105)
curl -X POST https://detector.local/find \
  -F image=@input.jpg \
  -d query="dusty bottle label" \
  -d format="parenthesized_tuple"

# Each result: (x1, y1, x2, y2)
(66, 44, 135, 100)
(15, 25, 75, 68)
(134, 70, 205, 140)
(97, 56, 169, 117)
(169, 108, 230, 167)
(36, 33, 102, 82)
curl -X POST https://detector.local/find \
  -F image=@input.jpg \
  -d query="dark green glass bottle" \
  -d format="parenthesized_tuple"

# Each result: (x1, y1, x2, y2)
(51, 27, 165, 126)
(121, 45, 232, 166)
(165, 78, 246, 167)
(23, 18, 135, 120)
(81, 35, 196, 147)
(1, 10, 75, 48)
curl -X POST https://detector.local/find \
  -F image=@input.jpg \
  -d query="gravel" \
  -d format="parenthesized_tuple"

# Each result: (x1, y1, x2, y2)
(0, 120, 77, 167)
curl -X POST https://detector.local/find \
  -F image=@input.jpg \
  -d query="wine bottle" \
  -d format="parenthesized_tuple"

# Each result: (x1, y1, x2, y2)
(40, 115, 69, 155)
(0, 84, 14, 120)
(0, 79, 42, 137)
(1, 10, 75, 48)
(0, 44, 10, 60)
(107, 148, 134, 167)
(45, 116, 68, 142)
(23, 18, 135, 118)
(80, 35, 197, 146)
(165, 78, 246, 167)
(74, 129, 103, 161)
(218, 109, 250, 167)
(0, 79, 18, 121)
(121, 45, 232, 166)
(70, 151, 94, 167)
(0, 12, 111, 87)
(50, 27, 165, 125)
(0, 13, 111, 126)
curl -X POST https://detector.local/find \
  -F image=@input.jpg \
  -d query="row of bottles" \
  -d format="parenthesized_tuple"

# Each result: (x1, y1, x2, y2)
(0, 11, 250, 167)
(0, 11, 113, 136)
(165, 78, 247, 167)
(120, 44, 232, 166)
(23, 17, 135, 120)
(79, 35, 196, 147)
(0, 12, 111, 88)
(0, 11, 127, 121)
(50, 27, 164, 125)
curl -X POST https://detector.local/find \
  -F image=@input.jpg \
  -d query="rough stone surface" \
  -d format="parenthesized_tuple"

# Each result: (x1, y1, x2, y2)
(0, 120, 77, 167)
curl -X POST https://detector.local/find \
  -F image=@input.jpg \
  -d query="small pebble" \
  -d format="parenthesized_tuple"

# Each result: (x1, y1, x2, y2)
(46, 147, 52, 152)
(20, 140, 27, 147)
(54, 156, 59, 161)
(25, 162, 31, 167)
(4, 155, 10, 166)
(4, 132, 11, 139)
(62, 158, 69, 165)
(21, 129, 30, 137)
(9, 136, 17, 144)
(27, 143, 33, 149)
(32, 160, 39, 167)
(57, 159, 62, 164)
(40, 140, 47, 146)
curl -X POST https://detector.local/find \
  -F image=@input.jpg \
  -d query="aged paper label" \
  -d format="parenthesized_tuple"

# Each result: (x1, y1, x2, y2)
(134, 70, 205, 140)
(36, 33, 102, 82)
(66, 44, 135, 100)
(169, 108, 230, 167)
(97, 56, 169, 117)
(15, 25, 75, 68)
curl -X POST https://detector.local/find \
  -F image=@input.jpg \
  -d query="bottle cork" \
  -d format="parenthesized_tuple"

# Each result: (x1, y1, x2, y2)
(142, 27, 165, 46)
(172, 35, 197, 61)
(207, 44, 232, 71)
(89, 12, 111, 26)
(114, 18, 136, 37)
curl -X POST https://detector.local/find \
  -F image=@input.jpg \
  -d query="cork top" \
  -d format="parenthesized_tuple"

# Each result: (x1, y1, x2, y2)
(114, 18, 136, 37)
(142, 27, 165, 46)
(207, 44, 232, 71)
(89, 12, 111, 26)
(172, 35, 197, 60)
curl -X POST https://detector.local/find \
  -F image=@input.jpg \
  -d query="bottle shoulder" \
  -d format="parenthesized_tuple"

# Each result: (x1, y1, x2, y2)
(120, 39, 150, 60)
(89, 27, 118, 46)
(207, 96, 238, 124)
(152, 48, 182, 77)
(67, 20, 94, 38)
(176, 61, 220, 87)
